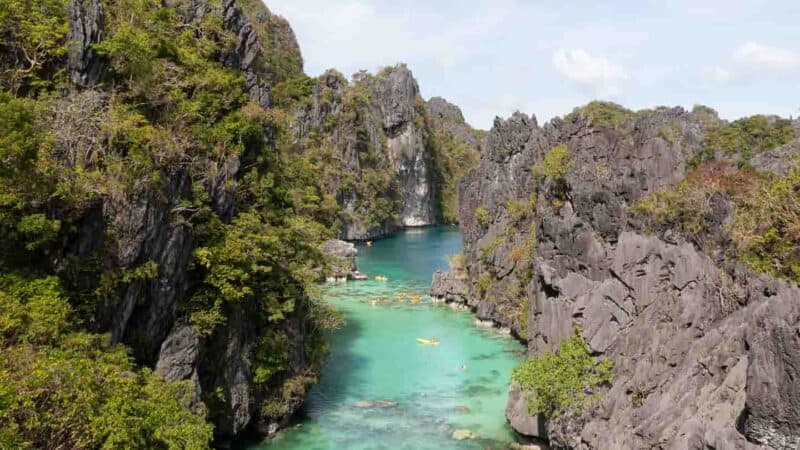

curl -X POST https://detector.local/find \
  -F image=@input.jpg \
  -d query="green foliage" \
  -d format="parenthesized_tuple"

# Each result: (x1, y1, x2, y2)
(567, 101, 633, 129)
(272, 75, 316, 109)
(704, 115, 796, 161)
(631, 162, 761, 240)
(0, 0, 69, 93)
(512, 331, 613, 418)
(1, 337, 212, 449)
(429, 121, 480, 224)
(447, 252, 467, 272)
(633, 160, 800, 285)
(0, 274, 213, 448)
(235, 0, 304, 84)
(506, 198, 533, 223)
(476, 272, 494, 297)
(533, 144, 570, 181)
(15, 214, 61, 251)
(475, 206, 490, 227)
(630, 180, 710, 237)
(0, 275, 70, 346)
(731, 166, 800, 284)
(0, 0, 339, 445)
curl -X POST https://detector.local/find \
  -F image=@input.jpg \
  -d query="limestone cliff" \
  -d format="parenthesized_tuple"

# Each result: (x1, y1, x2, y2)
(435, 103, 800, 448)
(284, 66, 481, 240)
(59, 0, 314, 444)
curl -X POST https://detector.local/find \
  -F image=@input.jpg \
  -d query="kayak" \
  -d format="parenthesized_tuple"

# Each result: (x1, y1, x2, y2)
(416, 338, 440, 346)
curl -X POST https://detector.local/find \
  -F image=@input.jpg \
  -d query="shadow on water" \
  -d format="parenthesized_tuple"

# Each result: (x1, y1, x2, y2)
(304, 313, 370, 409)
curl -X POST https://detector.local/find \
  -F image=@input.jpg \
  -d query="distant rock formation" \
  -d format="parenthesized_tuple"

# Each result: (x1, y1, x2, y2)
(288, 66, 481, 240)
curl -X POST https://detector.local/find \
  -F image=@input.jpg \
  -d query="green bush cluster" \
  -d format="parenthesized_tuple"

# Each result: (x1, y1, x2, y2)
(633, 160, 800, 286)
(512, 331, 613, 418)
(731, 166, 800, 284)
(475, 206, 490, 227)
(0, 0, 342, 446)
(533, 143, 570, 181)
(428, 119, 480, 224)
(703, 115, 796, 161)
(566, 101, 634, 130)
(0, 273, 213, 448)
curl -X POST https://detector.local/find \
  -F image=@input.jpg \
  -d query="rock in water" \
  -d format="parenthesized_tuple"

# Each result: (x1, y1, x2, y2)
(321, 239, 361, 280)
(451, 429, 479, 440)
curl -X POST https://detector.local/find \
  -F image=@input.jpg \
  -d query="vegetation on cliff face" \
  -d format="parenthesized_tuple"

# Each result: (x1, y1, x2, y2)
(0, 0, 338, 446)
(512, 332, 613, 419)
(632, 158, 800, 285)
(701, 114, 795, 163)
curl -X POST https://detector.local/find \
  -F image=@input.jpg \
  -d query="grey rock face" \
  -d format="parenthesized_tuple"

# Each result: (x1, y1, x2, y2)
(506, 388, 547, 438)
(741, 309, 800, 448)
(451, 105, 800, 448)
(750, 138, 800, 176)
(221, 0, 270, 108)
(292, 65, 439, 240)
(430, 270, 470, 306)
(156, 325, 202, 410)
(96, 168, 193, 364)
(357, 65, 437, 229)
(427, 96, 482, 153)
(321, 239, 363, 280)
(68, 0, 104, 87)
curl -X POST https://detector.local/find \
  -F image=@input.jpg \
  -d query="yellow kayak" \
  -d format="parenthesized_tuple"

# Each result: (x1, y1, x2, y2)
(416, 338, 440, 346)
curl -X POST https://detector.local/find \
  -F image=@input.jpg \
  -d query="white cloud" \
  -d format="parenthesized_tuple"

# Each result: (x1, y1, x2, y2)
(552, 49, 630, 97)
(734, 42, 800, 72)
(703, 66, 736, 82)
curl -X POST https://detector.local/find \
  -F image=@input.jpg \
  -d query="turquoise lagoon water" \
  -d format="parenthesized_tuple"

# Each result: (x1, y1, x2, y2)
(252, 227, 524, 450)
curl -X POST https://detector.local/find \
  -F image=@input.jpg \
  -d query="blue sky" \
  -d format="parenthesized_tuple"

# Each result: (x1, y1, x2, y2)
(265, 0, 800, 129)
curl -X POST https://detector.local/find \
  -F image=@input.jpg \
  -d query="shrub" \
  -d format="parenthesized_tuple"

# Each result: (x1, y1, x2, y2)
(506, 199, 531, 223)
(476, 272, 493, 297)
(730, 166, 800, 284)
(475, 206, 490, 227)
(704, 115, 795, 160)
(567, 101, 633, 129)
(631, 161, 760, 239)
(533, 144, 570, 181)
(512, 331, 613, 418)
(447, 252, 467, 272)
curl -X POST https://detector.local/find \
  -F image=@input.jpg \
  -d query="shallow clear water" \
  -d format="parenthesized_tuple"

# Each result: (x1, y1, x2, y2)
(252, 227, 524, 450)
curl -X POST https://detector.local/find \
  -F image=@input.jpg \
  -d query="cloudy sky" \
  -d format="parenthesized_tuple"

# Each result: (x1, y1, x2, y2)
(265, 0, 800, 129)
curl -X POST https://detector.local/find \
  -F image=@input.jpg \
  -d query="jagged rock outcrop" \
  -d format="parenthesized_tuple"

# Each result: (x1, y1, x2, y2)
(321, 239, 366, 281)
(289, 65, 440, 240)
(750, 137, 800, 176)
(427, 96, 482, 153)
(430, 270, 469, 306)
(67, 0, 104, 87)
(442, 103, 800, 448)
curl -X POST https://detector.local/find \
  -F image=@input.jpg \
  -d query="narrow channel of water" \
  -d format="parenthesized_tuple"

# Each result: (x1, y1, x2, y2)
(252, 227, 524, 450)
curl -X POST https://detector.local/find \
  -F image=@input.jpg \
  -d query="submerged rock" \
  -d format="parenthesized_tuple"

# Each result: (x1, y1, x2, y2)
(452, 429, 479, 440)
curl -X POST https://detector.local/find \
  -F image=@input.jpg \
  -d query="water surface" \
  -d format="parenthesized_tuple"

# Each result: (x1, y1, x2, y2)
(253, 227, 524, 450)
